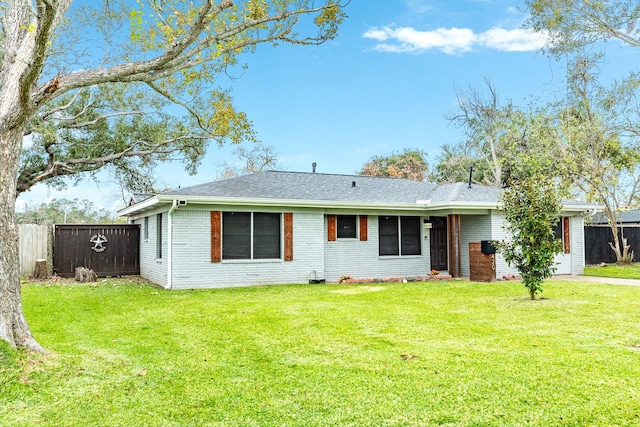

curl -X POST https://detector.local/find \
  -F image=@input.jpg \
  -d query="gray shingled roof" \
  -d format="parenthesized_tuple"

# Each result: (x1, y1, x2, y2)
(159, 171, 502, 205)
(591, 209, 640, 224)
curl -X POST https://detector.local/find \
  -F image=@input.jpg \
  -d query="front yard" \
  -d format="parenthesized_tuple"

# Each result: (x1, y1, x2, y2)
(2, 277, 640, 426)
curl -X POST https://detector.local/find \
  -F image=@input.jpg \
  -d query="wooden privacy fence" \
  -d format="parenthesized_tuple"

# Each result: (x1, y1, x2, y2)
(54, 224, 140, 277)
(584, 226, 640, 264)
(18, 224, 52, 277)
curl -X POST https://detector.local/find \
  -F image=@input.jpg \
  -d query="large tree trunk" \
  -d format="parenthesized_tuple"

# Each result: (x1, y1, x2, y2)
(0, 1, 45, 352)
(605, 206, 633, 263)
(0, 127, 45, 353)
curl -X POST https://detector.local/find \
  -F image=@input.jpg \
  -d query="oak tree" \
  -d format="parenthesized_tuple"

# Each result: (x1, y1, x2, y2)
(0, 0, 346, 352)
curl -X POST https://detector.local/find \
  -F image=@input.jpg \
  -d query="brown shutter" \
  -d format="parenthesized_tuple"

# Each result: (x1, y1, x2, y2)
(211, 211, 221, 263)
(327, 215, 337, 241)
(284, 212, 293, 261)
(563, 216, 571, 254)
(359, 215, 368, 241)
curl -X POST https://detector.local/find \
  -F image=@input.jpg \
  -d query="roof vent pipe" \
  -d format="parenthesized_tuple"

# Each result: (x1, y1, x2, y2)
(352, 181, 356, 188)
(312, 162, 317, 173)
(468, 166, 473, 189)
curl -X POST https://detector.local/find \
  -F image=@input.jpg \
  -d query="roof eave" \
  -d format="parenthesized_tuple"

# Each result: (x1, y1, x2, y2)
(121, 195, 504, 214)
(157, 195, 429, 211)
(120, 194, 602, 216)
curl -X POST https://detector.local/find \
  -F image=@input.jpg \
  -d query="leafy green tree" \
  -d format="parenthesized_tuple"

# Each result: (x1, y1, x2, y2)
(17, 199, 119, 224)
(445, 78, 521, 187)
(498, 107, 568, 189)
(0, 0, 347, 352)
(499, 77, 640, 262)
(526, 0, 640, 54)
(527, 1, 640, 262)
(495, 178, 563, 300)
(359, 149, 429, 181)
(429, 142, 487, 184)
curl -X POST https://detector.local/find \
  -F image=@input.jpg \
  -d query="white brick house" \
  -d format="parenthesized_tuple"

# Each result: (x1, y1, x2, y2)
(119, 171, 599, 289)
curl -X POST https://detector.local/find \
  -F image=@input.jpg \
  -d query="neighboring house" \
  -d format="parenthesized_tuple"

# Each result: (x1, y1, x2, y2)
(126, 193, 154, 207)
(589, 210, 640, 227)
(118, 171, 600, 289)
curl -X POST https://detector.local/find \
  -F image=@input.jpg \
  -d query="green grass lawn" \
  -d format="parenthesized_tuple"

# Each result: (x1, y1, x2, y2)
(584, 262, 640, 279)
(2, 277, 640, 426)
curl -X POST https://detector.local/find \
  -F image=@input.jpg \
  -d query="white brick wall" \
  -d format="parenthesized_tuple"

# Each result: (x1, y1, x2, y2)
(488, 211, 585, 277)
(460, 214, 493, 277)
(169, 208, 325, 289)
(131, 204, 587, 289)
(324, 215, 431, 282)
(136, 209, 169, 287)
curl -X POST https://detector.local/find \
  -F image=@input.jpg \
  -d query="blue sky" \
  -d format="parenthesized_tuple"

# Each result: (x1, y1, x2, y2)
(15, 0, 633, 214)
(222, 0, 553, 175)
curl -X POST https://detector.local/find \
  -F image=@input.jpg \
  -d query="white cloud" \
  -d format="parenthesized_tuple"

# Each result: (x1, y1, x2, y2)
(480, 28, 547, 52)
(362, 28, 390, 41)
(363, 25, 547, 55)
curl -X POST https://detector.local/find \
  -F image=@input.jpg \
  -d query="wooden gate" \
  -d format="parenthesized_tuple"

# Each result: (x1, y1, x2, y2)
(54, 224, 140, 277)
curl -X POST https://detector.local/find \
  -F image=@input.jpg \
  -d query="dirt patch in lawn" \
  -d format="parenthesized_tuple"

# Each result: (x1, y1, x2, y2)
(330, 286, 386, 295)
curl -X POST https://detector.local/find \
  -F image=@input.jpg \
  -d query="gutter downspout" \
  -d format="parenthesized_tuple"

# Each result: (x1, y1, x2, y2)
(167, 200, 179, 289)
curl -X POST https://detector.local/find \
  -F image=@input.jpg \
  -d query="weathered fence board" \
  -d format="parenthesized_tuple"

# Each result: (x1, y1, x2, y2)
(584, 226, 640, 264)
(18, 224, 52, 277)
(54, 224, 140, 277)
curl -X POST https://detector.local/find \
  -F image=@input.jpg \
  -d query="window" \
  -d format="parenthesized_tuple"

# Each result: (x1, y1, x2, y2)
(553, 217, 571, 254)
(552, 220, 562, 241)
(337, 215, 357, 239)
(253, 212, 281, 259)
(222, 212, 281, 260)
(223, 212, 251, 259)
(400, 216, 421, 255)
(156, 213, 162, 259)
(379, 216, 399, 256)
(144, 216, 149, 241)
(378, 216, 422, 256)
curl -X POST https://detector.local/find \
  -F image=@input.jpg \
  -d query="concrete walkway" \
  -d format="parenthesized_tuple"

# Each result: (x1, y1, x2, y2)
(558, 275, 640, 287)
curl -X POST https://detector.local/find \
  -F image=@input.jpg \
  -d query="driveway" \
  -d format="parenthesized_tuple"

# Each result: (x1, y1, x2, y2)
(558, 275, 640, 287)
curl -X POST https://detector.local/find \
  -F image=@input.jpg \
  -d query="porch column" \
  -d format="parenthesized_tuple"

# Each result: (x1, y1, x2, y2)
(448, 214, 462, 277)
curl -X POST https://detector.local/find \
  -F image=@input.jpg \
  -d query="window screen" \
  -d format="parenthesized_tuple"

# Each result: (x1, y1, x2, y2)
(401, 216, 421, 255)
(223, 212, 251, 260)
(337, 215, 357, 239)
(222, 212, 281, 260)
(253, 213, 281, 259)
(378, 216, 399, 256)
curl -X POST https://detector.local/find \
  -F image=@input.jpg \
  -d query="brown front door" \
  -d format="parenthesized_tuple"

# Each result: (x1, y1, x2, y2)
(429, 217, 448, 271)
